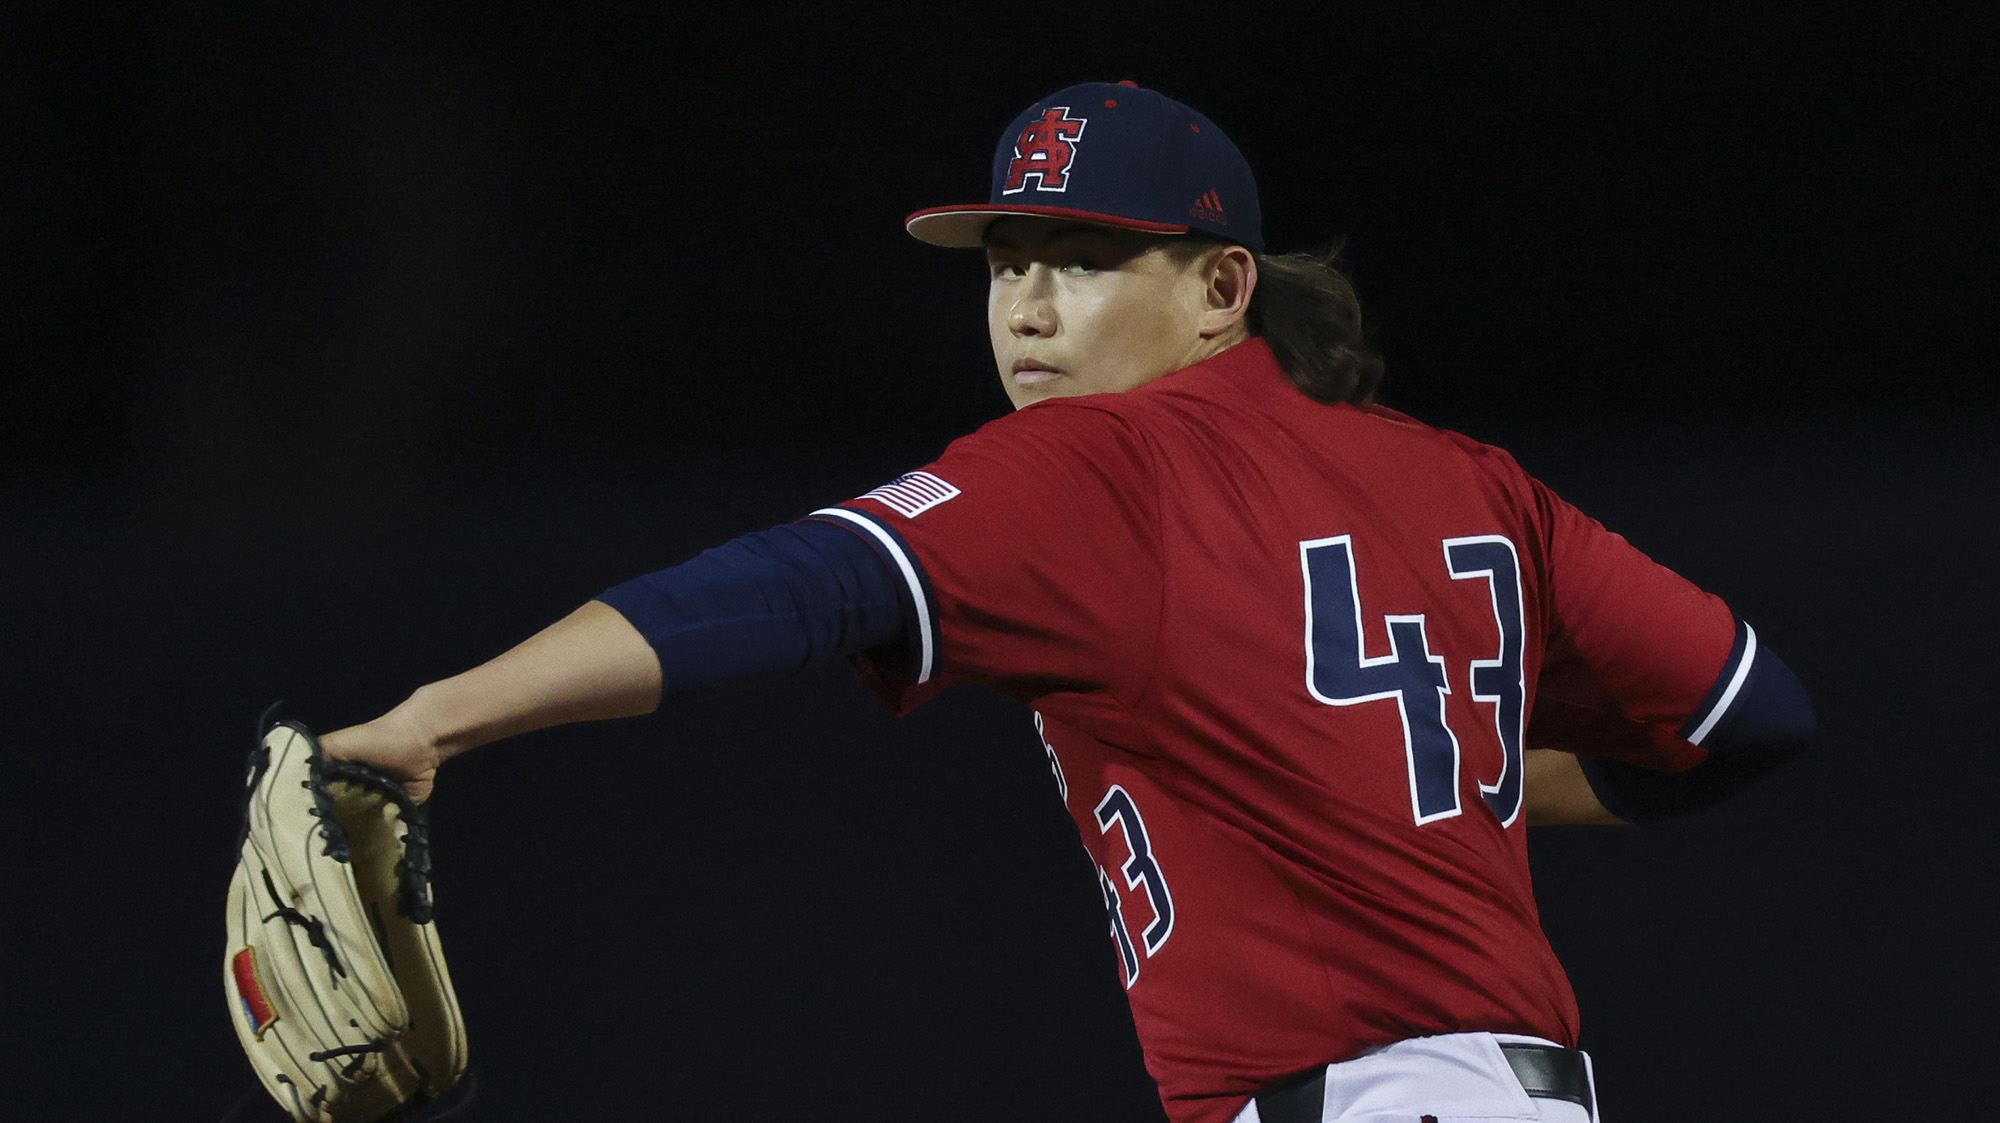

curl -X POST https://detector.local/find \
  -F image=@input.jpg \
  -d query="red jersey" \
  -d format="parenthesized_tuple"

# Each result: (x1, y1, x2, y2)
(812, 339, 1740, 1123)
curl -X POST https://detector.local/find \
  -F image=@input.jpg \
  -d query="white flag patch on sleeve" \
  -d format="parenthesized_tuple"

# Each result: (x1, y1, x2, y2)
(860, 471, 961, 518)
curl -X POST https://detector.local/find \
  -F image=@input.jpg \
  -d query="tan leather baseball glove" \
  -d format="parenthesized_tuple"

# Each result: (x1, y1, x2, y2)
(224, 718, 469, 1122)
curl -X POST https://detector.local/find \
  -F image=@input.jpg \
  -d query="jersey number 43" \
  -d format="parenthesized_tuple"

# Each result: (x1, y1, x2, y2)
(1301, 534, 1527, 828)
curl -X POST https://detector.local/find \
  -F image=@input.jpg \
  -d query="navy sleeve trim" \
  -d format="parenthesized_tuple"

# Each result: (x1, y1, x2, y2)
(808, 507, 942, 685)
(595, 519, 909, 695)
(1584, 630, 1814, 821)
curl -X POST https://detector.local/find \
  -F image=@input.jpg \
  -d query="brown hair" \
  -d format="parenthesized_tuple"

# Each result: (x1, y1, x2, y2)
(1172, 238, 1385, 405)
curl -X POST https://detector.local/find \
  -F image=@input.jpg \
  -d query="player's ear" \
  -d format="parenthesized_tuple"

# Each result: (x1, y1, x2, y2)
(1199, 245, 1257, 338)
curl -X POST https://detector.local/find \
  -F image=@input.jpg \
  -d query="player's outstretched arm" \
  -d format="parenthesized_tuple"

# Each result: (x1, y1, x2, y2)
(320, 600, 663, 803)
(318, 518, 908, 803)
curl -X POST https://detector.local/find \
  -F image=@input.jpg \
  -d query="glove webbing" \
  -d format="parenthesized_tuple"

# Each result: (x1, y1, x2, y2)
(316, 756, 437, 925)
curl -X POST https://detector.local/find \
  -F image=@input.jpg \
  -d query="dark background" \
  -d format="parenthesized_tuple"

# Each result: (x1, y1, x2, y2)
(5, 5, 1994, 1120)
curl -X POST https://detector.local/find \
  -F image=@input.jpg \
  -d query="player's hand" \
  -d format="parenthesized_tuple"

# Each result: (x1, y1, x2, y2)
(1523, 748, 1624, 826)
(320, 705, 446, 804)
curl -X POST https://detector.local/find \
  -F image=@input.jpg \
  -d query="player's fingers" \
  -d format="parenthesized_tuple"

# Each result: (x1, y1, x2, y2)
(320, 718, 441, 801)
(398, 771, 436, 804)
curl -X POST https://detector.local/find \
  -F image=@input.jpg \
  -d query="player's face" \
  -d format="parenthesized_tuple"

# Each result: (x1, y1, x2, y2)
(985, 219, 1241, 410)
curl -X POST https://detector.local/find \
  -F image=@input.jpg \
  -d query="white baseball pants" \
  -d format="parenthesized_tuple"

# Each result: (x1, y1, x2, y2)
(1228, 1032, 1600, 1123)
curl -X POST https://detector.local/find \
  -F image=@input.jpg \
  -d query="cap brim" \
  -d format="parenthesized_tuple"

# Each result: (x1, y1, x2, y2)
(905, 203, 1191, 248)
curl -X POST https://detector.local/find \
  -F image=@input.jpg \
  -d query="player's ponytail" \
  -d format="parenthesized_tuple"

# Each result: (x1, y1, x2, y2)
(1246, 244, 1385, 406)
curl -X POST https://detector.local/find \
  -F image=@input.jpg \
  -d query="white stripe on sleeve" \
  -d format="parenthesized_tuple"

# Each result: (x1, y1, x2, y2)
(811, 507, 937, 684)
(1686, 622, 1757, 746)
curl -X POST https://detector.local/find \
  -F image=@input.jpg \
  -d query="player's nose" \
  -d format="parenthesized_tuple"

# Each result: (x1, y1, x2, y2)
(1007, 269, 1058, 337)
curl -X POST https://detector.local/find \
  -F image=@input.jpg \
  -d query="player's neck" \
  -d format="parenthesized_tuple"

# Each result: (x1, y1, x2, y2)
(1178, 324, 1252, 373)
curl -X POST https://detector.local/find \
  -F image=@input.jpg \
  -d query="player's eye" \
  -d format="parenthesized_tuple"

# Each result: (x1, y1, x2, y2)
(1061, 258, 1098, 274)
(988, 261, 1024, 280)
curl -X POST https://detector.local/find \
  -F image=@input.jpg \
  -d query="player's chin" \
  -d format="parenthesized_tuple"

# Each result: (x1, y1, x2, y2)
(1003, 375, 1077, 410)
(1002, 385, 1049, 410)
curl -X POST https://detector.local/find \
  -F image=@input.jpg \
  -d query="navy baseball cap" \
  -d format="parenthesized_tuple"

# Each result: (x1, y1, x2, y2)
(906, 81, 1264, 253)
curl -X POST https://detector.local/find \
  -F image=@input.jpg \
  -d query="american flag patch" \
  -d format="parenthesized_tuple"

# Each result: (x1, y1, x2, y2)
(860, 471, 960, 518)
(232, 946, 279, 1039)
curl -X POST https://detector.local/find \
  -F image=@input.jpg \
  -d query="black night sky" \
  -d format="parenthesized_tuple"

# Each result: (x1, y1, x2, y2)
(4, 5, 1993, 1120)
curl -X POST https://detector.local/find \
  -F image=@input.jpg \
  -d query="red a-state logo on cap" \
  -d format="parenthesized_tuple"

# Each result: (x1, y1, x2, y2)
(1002, 107, 1087, 194)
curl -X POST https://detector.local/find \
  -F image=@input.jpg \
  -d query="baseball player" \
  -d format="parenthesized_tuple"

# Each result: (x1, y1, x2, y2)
(321, 82, 1812, 1122)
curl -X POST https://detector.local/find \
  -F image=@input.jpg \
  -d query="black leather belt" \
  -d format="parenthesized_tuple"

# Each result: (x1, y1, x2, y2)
(1253, 1042, 1592, 1123)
